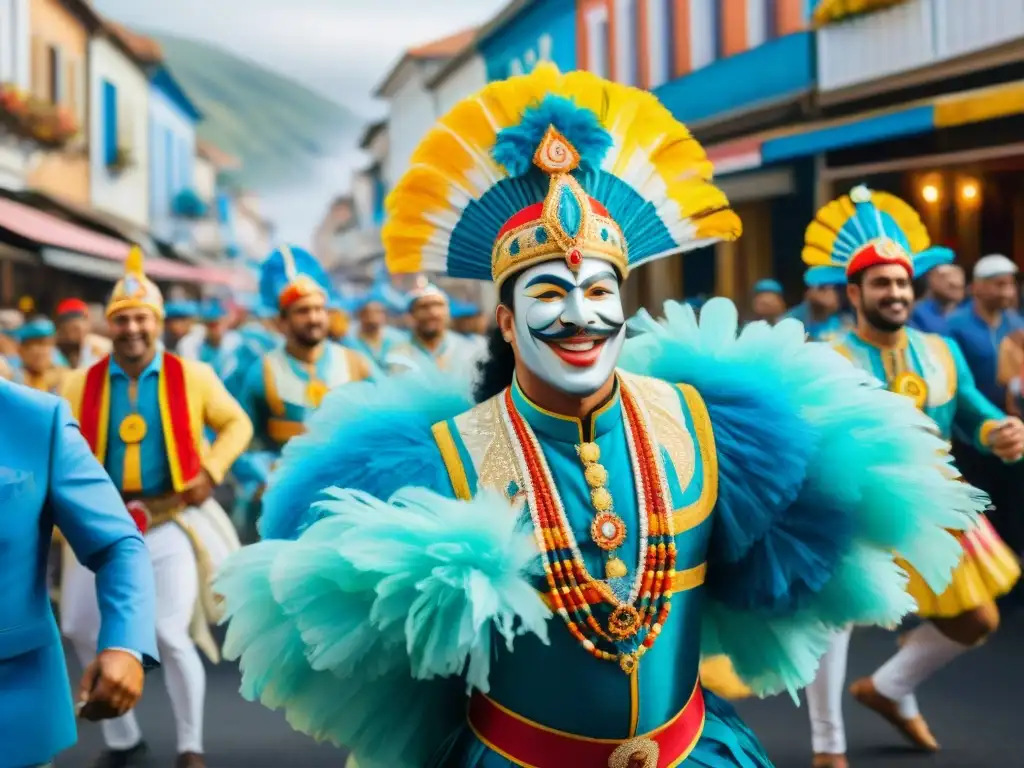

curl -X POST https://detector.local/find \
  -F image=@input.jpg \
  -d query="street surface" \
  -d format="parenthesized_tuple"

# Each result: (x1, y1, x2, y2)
(61, 608, 1023, 767)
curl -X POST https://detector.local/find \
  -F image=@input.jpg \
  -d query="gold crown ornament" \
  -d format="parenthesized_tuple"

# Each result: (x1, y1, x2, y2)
(106, 246, 165, 319)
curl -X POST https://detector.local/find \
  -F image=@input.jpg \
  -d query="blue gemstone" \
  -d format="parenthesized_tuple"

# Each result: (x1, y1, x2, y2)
(506, 480, 520, 499)
(535, 227, 548, 244)
(557, 185, 583, 238)
(510, 238, 520, 256)
(600, 228, 609, 241)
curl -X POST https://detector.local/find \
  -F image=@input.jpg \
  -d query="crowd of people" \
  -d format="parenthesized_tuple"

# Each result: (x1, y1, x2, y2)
(1, 62, 1021, 768)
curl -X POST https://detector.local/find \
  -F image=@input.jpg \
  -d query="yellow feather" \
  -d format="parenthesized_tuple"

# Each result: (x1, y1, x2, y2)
(125, 245, 144, 274)
(804, 221, 844, 266)
(694, 209, 743, 242)
(870, 191, 931, 253)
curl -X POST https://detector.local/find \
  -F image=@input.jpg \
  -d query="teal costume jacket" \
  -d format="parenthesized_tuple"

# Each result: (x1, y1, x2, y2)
(0, 381, 158, 767)
(832, 328, 1002, 445)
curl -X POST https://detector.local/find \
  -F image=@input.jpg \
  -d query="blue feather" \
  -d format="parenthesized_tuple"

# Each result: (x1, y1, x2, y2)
(217, 487, 550, 768)
(913, 245, 955, 277)
(620, 298, 987, 696)
(258, 369, 474, 540)
(259, 245, 332, 311)
(492, 95, 613, 177)
(803, 265, 848, 287)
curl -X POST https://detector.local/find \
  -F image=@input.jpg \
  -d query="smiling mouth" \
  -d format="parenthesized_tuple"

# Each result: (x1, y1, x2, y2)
(547, 336, 608, 367)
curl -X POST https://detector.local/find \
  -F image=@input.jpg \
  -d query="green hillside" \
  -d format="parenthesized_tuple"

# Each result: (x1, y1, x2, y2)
(151, 32, 361, 189)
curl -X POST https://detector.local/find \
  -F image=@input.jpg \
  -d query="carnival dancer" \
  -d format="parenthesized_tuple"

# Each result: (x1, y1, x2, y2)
(346, 286, 404, 368)
(0, 378, 158, 768)
(239, 245, 376, 454)
(197, 297, 241, 381)
(59, 247, 253, 768)
(16, 317, 67, 393)
(801, 186, 1024, 768)
(385, 282, 482, 379)
(163, 299, 200, 356)
(218, 65, 984, 768)
(55, 297, 112, 369)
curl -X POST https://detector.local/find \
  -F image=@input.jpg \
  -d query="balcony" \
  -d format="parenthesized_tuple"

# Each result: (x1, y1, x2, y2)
(653, 32, 814, 126)
(818, 0, 1024, 93)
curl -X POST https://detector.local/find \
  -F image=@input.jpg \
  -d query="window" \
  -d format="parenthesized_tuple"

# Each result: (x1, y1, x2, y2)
(102, 80, 118, 166)
(585, 4, 611, 79)
(646, 0, 676, 88)
(690, 0, 721, 70)
(47, 45, 61, 103)
(614, 0, 639, 86)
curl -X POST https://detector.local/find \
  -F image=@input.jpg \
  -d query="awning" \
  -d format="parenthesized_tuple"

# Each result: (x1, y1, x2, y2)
(707, 79, 1024, 176)
(0, 196, 250, 288)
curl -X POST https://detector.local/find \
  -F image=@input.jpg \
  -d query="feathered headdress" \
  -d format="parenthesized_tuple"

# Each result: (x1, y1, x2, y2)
(259, 245, 331, 311)
(107, 246, 165, 319)
(802, 185, 954, 286)
(383, 63, 740, 287)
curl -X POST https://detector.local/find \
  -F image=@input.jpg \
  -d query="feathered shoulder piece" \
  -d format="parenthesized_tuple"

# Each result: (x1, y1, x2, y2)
(802, 184, 954, 286)
(621, 299, 986, 695)
(383, 63, 740, 286)
(258, 369, 474, 539)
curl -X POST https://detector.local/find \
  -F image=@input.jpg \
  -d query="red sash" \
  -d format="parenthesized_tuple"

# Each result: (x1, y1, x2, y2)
(79, 352, 202, 491)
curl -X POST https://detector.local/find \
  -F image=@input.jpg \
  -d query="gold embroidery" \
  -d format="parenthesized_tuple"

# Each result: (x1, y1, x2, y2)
(618, 371, 696, 495)
(452, 397, 523, 495)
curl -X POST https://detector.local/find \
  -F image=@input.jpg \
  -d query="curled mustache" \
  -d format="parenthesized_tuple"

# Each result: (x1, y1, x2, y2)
(530, 314, 624, 342)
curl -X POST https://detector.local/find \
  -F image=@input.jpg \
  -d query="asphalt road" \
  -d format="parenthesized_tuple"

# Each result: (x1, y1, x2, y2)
(59, 607, 1024, 767)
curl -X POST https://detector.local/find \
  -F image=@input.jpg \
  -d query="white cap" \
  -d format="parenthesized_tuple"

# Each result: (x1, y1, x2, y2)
(973, 254, 1018, 280)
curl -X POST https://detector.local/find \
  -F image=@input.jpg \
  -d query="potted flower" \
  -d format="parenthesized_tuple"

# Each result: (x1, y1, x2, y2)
(108, 145, 134, 174)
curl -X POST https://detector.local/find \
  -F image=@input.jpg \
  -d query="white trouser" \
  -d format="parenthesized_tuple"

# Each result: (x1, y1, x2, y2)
(61, 519, 205, 754)
(805, 626, 852, 755)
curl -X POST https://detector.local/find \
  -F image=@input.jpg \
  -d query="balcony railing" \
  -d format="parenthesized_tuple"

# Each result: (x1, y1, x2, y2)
(818, 0, 1024, 92)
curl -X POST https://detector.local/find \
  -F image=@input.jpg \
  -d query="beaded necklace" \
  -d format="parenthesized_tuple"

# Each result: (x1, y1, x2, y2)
(499, 383, 677, 673)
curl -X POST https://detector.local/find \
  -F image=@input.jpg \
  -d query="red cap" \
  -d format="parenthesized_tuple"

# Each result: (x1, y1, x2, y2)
(56, 298, 89, 319)
(846, 239, 914, 279)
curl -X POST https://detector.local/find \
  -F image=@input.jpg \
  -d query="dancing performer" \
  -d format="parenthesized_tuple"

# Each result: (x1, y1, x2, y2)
(217, 66, 983, 768)
(801, 186, 1023, 768)
(59, 247, 252, 768)
(239, 245, 375, 454)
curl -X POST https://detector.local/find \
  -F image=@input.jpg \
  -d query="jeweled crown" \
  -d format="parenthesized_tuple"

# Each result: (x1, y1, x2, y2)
(491, 127, 627, 287)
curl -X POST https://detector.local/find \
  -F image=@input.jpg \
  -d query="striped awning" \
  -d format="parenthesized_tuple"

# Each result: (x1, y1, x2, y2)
(708, 79, 1024, 177)
(0, 197, 251, 288)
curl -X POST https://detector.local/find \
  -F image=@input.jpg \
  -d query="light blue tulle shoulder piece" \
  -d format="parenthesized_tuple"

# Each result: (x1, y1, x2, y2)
(217, 486, 550, 768)
(620, 298, 987, 697)
(258, 368, 474, 540)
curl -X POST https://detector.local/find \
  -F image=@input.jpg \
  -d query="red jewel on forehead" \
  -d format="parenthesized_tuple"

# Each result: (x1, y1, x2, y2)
(566, 248, 584, 272)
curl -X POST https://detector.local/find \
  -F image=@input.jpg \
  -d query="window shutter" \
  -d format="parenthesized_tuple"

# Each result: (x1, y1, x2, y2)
(31, 35, 45, 98)
(102, 80, 118, 166)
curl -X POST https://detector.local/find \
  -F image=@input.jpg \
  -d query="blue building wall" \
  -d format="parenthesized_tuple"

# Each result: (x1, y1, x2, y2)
(148, 67, 201, 242)
(479, 0, 577, 82)
(653, 31, 815, 125)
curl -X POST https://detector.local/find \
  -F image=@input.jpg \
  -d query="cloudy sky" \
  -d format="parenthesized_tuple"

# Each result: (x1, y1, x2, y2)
(94, 0, 507, 246)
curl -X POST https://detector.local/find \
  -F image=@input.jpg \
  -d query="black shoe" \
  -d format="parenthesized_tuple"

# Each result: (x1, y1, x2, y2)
(89, 741, 150, 768)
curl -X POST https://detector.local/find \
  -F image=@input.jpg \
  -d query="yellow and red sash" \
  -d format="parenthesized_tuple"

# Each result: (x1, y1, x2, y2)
(79, 352, 202, 492)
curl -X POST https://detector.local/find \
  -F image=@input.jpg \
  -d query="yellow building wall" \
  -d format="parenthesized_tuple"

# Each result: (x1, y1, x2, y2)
(27, 0, 90, 205)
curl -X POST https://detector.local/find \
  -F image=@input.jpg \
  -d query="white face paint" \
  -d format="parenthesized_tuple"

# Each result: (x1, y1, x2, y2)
(512, 257, 625, 396)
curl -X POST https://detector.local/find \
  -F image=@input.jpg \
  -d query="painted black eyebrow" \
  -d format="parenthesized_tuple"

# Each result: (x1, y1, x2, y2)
(524, 274, 575, 291)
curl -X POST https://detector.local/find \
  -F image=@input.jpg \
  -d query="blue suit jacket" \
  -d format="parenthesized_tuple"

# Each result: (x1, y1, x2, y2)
(0, 380, 158, 767)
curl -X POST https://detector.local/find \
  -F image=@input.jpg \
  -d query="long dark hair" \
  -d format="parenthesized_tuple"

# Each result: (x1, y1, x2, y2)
(473, 279, 516, 403)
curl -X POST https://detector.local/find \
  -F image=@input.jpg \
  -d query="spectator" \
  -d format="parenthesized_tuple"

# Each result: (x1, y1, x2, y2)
(910, 263, 965, 334)
(948, 254, 1024, 557)
(749, 279, 787, 325)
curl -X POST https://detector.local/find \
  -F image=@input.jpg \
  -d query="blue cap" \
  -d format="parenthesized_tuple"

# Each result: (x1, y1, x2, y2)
(449, 297, 480, 319)
(200, 298, 228, 322)
(165, 300, 199, 319)
(16, 317, 56, 342)
(753, 279, 783, 296)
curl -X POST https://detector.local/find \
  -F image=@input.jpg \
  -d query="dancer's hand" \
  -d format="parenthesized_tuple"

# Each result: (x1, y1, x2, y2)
(182, 470, 214, 506)
(77, 649, 145, 720)
(988, 417, 1024, 462)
